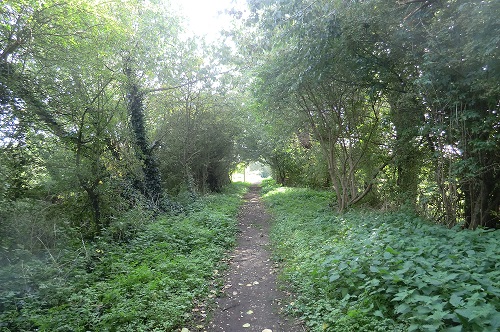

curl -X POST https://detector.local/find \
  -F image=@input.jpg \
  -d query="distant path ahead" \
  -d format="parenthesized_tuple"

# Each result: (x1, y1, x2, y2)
(208, 185, 304, 332)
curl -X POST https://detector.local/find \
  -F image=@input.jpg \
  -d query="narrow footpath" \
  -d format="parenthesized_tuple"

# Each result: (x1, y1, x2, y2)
(208, 185, 304, 332)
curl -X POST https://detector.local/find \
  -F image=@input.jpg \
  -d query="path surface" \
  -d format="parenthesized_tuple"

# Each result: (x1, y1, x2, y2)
(208, 186, 303, 332)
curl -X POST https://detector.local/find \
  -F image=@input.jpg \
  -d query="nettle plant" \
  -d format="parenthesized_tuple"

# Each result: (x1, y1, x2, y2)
(322, 212, 500, 332)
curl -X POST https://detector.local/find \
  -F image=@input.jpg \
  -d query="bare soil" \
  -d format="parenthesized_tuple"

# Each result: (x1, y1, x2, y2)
(207, 185, 304, 332)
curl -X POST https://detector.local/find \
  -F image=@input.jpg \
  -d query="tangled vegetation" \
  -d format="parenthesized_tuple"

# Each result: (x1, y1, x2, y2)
(240, 0, 500, 229)
(0, 183, 246, 331)
(262, 179, 500, 332)
(1, 0, 499, 330)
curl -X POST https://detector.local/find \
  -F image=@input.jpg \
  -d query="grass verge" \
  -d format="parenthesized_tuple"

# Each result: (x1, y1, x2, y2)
(261, 180, 500, 332)
(0, 182, 248, 332)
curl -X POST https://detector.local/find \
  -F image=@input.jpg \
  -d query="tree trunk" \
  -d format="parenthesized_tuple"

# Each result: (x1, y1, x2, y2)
(76, 127, 102, 236)
(124, 58, 164, 207)
(388, 95, 423, 206)
(461, 110, 500, 229)
(463, 163, 500, 229)
(83, 185, 101, 233)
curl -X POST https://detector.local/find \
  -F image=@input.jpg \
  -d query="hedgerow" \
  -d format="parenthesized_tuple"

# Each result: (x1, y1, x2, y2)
(263, 185, 500, 332)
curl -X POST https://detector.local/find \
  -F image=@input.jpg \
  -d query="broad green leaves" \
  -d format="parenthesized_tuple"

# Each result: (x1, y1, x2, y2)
(264, 186, 500, 331)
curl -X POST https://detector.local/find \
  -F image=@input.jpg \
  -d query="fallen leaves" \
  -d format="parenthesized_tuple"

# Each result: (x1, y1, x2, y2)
(241, 323, 274, 331)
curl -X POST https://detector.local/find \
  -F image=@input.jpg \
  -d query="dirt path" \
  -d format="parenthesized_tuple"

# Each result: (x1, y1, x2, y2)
(208, 185, 304, 332)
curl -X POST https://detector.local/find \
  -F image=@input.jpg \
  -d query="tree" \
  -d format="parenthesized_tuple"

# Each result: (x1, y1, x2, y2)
(414, 0, 500, 228)
(124, 58, 164, 205)
(239, 0, 499, 227)
(1, 0, 127, 233)
(0, 0, 184, 236)
(153, 44, 243, 194)
(239, 0, 391, 210)
(334, 0, 427, 205)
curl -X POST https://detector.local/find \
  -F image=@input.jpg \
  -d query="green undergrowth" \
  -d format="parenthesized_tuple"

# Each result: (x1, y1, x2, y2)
(0, 182, 248, 332)
(261, 180, 500, 332)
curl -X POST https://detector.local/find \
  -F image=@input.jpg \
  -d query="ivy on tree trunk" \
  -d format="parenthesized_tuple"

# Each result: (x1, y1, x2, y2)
(124, 58, 164, 207)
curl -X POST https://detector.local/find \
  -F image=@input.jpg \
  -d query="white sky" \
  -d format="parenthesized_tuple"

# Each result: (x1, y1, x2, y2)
(173, 0, 242, 41)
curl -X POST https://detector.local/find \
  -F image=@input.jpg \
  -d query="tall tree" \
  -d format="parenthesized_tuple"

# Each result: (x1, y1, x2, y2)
(152, 40, 243, 194)
(240, 0, 499, 227)
(0, 0, 128, 233)
(414, 0, 500, 228)
(0, 0, 184, 234)
(239, 0, 392, 210)
(124, 58, 163, 205)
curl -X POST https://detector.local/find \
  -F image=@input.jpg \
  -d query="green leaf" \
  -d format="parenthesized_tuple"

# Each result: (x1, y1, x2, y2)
(329, 273, 340, 282)
(422, 324, 439, 332)
(338, 261, 348, 270)
(393, 289, 412, 301)
(385, 246, 399, 255)
(395, 303, 411, 314)
(490, 311, 500, 329)
(408, 324, 420, 331)
(449, 293, 463, 307)
(455, 308, 478, 321)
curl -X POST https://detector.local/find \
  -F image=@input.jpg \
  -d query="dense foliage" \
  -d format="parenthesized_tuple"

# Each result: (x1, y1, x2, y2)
(238, 0, 500, 229)
(0, 183, 246, 331)
(0, 0, 245, 241)
(262, 180, 500, 332)
(1, 1, 247, 330)
(1, 0, 499, 330)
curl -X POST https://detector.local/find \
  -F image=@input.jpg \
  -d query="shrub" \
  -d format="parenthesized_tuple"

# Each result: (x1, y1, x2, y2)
(264, 187, 500, 332)
(0, 183, 247, 331)
(0, 199, 70, 253)
(260, 178, 279, 195)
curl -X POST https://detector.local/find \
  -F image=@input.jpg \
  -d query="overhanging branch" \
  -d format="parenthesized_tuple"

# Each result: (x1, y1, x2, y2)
(144, 66, 245, 94)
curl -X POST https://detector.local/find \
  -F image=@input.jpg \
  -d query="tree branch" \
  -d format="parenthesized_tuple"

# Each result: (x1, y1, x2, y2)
(144, 66, 244, 94)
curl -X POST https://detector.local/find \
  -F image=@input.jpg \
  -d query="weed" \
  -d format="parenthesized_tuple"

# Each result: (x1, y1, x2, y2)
(0, 183, 247, 331)
(264, 186, 500, 332)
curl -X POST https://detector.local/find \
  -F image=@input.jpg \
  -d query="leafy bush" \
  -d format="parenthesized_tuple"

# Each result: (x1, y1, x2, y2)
(0, 183, 247, 331)
(260, 178, 280, 195)
(0, 198, 71, 253)
(263, 186, 500, 332)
